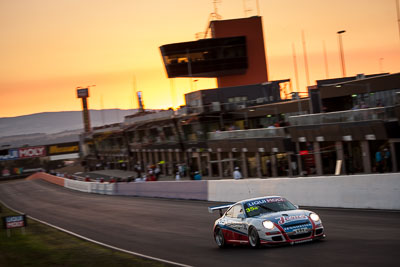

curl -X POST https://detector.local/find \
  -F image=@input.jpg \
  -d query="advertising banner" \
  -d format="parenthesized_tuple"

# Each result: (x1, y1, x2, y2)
(0, 149, 19, 161)
(2, 215, 27, 229)
(18, 146, 46, 158)
(2, 169, 10, 176)
(13, 168, 23, 175)
(48, 143, 79, 155)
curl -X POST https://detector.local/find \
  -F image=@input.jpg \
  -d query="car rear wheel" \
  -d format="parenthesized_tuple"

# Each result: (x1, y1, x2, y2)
(249, 227, 260, 248)
(215, 228, 226, 248)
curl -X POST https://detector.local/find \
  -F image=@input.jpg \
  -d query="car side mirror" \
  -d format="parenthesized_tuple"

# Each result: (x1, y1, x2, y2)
(237, 214, 245, 219)
(294, 205, 299, 209)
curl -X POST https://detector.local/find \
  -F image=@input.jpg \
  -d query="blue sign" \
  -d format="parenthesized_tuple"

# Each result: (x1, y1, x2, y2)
(0, 149, 19, 161)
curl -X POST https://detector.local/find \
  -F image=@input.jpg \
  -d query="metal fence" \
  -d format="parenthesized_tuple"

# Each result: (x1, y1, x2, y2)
(208, 127, 286, 140)
(288, 106, 398, 126)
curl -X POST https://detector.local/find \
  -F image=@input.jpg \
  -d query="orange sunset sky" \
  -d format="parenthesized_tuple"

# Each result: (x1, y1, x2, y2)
(0, 0, 399, 118)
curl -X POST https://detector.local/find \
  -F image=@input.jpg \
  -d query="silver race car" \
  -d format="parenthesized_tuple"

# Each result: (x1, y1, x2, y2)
(209, 196, 325, 248)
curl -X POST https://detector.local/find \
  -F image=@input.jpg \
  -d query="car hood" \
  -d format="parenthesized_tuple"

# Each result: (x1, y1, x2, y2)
(254, 209, 313, 227)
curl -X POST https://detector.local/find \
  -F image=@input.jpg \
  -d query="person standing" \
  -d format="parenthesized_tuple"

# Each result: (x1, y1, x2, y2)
(233, 167, 243, 180)
(135, 162, 142, 178)
(146, 169, 156, 181)
(178, 164, 184, 177)
(291, 160, 298, 176)
(375, 150, 383, 173)
(154, 165, 161, 180)
(266, 159, 272, 177)
(383, 148, 391, 172)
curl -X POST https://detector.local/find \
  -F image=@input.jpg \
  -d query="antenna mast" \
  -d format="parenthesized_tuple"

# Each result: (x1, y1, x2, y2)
(292, 43, 300, 92)
(397, 0, 400, 43)
(323, 41, 329, 78)
(243, 0, 252, 17)
(243, 0, 260, 17)
(301, 30, 311, 87)
(198, 0, 222, 39)
(212, 0, 222, 20)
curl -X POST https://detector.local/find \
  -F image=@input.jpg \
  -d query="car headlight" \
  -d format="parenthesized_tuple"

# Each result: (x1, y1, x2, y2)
(310, 213, 320, 222)
(262, 220, 275, 230)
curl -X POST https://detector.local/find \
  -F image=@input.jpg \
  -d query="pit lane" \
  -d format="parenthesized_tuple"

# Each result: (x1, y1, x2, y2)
(0, 179, 398, 267)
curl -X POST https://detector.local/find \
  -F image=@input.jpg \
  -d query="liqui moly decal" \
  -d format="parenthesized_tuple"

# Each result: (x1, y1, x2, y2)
(18, 146, 46, 158)
(266, 197, 285, 203)
(277, 215, 307, 225)
(247, 197, 285, 207)
(247, 199, 267, 207)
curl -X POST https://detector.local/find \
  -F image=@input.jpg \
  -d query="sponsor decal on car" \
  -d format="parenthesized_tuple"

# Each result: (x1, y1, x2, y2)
(266, 197, 285, 203)
(284, 223, 312, 231)
(293, 228, 310, 234)
(246, 197, 285, 207)
(277, 215, 307, 225)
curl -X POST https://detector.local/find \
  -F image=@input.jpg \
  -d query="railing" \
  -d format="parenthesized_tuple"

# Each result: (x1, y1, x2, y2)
(129, 135, 179, 147)
(208, 127, 286, 140)
(176, 106, 189, 116)
(288, 106, 398, 126)
(186, 99, 278, 114)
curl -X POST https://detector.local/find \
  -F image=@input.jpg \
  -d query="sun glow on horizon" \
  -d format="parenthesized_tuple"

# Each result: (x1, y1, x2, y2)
(0, 0, 399, 118)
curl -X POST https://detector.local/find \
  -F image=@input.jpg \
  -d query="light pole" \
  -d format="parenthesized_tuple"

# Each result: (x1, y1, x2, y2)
(76, 85, 96, 133)
(337, 30, 346, 77)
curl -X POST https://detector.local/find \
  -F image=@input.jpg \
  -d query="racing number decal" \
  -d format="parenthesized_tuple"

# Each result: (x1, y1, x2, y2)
(245, 206, 259, 213)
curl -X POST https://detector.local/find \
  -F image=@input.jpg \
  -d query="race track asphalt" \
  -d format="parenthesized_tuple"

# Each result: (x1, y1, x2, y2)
(0, 179, 399, 267)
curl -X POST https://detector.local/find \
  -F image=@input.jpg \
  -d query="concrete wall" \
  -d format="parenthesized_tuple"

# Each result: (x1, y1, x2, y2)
(27, 172, 400, 210)
(65, 179, 91, 193)
(90, 182, 115, 195)
(115, 180, 208, 200)
(207, 173, 400, 210)
(27, 172, 65, 186)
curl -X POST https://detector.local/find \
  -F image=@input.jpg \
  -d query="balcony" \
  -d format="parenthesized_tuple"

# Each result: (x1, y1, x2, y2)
(288, 106, 398, 126)
(208, 127, 286, 140)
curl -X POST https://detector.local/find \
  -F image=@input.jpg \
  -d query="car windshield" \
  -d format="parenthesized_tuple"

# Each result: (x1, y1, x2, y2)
(243, 197, 297, 217)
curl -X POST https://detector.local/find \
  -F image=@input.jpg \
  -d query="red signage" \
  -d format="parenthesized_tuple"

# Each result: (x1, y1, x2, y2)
(299, 150, 309, 156)
(18, 146, 46, 158)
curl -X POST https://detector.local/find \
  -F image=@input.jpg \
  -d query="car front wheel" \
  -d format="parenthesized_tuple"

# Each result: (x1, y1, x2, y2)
(248, 227, 260, 248)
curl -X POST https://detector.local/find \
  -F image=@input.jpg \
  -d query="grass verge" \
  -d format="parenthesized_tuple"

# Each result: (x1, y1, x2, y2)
(0, 202, 170, 267)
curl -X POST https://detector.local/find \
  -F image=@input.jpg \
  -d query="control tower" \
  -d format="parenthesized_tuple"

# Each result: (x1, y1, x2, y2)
(160, 16, 268, 88)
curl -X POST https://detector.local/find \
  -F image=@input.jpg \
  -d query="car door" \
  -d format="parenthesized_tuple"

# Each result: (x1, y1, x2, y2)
(226, 204, 248, 242)
(222, 206, 235, 241)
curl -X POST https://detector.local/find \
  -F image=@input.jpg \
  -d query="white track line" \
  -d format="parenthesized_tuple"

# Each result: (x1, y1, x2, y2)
(0, 200, 192, 267)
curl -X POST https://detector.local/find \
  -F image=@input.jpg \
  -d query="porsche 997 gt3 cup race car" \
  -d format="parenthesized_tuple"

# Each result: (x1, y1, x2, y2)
(209, 196, 325, 248)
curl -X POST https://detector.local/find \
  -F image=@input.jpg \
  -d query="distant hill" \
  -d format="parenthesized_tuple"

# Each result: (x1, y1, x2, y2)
(0, 109, 138, 147)
(0, 130, 82, 148)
